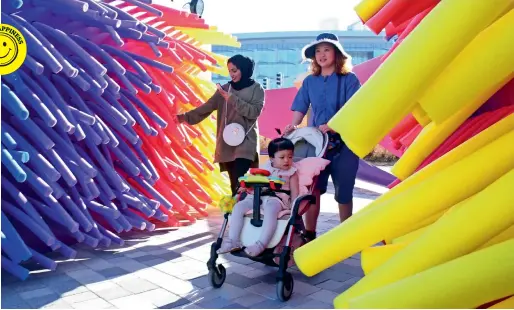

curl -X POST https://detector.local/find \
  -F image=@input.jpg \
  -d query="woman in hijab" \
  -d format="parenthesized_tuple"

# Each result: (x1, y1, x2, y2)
(177, 54, 265, 196)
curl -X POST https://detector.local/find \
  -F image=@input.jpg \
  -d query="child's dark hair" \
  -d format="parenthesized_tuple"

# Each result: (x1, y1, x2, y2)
(268, 137, 294, 158)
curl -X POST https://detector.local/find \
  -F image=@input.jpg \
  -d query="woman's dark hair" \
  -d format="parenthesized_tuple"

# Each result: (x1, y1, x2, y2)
(268, 137, 295, 158)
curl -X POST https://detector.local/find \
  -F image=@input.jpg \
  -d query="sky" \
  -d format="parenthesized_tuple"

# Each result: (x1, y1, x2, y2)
(153, 0, 363, 34)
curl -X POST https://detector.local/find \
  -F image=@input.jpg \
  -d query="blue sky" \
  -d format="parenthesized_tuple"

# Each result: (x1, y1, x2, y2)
(154, 0, 362, 33)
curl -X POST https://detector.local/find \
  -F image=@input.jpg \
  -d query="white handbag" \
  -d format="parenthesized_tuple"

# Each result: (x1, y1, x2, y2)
(222, 85, 257, 147)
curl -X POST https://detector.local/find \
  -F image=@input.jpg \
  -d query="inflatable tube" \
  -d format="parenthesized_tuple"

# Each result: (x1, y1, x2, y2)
(411, 104, 431, 126)
(347, 239, 514, 309)
(361, 243, 407, 275)
(335, 169, 514, 308)
(391, 0, 440, 27)
(293, 130, 514, 276)
(420, 8, 514, 124)
(328, 0, 511, 158)
(478, 224, 514, 251)
(354, 0, 390, 23)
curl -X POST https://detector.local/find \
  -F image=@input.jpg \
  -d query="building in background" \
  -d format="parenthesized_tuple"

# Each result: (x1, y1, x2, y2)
(212, 22, 393, 89)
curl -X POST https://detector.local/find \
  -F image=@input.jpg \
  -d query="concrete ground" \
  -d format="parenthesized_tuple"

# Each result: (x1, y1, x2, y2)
(1, 176, 388, 309)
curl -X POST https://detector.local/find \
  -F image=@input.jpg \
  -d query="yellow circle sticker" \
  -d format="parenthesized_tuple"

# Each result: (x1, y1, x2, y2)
(0, 23, 27, 75)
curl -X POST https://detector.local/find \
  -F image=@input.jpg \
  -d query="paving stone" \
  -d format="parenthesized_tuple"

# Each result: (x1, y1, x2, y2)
(80, 258, 115, 271)
(66, 269, 106, 285)
(137, 268, 197, 297)
(307, 289, 339, 303)
(335, 277, 361, 293)
(10, 278, 48, 293)
(231, 293, 268, 307)
(54, 260, 88, 273)
(25, 292, 61, 308)
(62, 291, 98, 304)
(145, 248, 172, 256)
(96, 266, 130, 279)
(116, 277, 159, 293)
(1, 292, 31, 309)
(94, 284, 133, 300)
(177, 269, 209, 281)
(225, 272, 263, 288)
(316, 279, 345, 291)
(85, 280, 121, 293)
(293, 280, 321, 296)
(110, 294, 158, 308)
(48, 279, 90, 297)
(155, 251, 183, 261)
(134, 288, 184, 308)
(19, 287, 55, 300)
(140, 258, 169, 267)
(222, 302, 247, 309)
(254, 273, 277, 285)
(123, 250, 149, 258)
(72, 297, 114, 309)
(115, 258, 150, 273)
(41, 299, 74, 309)
(246, 282, 278, 300)
(157, 297, 191, 309)
(342, 258, 362, 267)
(190, 275, 211, 289)
(329, 263, 364, 277)
(295, 298, 333, 309)
(196, 296, 233, 309)
(250, 298, 287, 309)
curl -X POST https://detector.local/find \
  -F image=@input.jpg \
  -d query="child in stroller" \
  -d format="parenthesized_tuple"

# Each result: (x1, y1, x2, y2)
(207, 127, 329, 301)
(217, 137, 299, 257)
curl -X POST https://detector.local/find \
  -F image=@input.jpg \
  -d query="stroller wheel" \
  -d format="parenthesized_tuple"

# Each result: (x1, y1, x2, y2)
(276, 272, 294, 301)
(208, 264, 226, 288)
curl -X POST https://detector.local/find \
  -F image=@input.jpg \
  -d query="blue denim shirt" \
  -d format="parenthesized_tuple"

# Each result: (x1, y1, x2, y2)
(291, 72, 361, 127)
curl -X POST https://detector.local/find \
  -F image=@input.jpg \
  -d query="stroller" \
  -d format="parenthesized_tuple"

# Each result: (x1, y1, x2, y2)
(207, 127, 329, 301)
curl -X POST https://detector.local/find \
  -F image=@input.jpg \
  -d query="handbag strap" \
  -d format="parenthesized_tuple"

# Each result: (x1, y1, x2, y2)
(223, 84, 258, 137)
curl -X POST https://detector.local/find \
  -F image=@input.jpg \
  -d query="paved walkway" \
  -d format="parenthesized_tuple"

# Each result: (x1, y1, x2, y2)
(1, 177, 388, 309)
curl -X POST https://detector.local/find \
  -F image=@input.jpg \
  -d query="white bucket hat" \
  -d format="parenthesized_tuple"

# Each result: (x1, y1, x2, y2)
(301, 32, 351, 60)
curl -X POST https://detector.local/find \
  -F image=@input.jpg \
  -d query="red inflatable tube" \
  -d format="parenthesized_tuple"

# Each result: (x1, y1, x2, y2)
(398, 124, 422, 148)
(365, 0, 411, 35)
(419, 107, 514, 169)
(381, 4, 436, 61)
(389, 114, 419, 140)
(389, 106, 514, 189)
(385, 17, 412, 39)
(391, 0, 440, 27)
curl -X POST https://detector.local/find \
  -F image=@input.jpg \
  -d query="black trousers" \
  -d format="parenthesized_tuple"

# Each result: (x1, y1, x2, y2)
(224, 158, 253, 196)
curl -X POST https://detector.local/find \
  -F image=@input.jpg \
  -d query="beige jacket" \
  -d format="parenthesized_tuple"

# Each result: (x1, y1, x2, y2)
(180, 82, 265, 170)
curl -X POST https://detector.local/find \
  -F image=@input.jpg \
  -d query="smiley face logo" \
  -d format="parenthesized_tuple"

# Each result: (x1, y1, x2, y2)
(0, 24, 27, 75)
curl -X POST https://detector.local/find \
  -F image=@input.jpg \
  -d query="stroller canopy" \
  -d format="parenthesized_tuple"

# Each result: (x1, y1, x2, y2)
(284, 127, 329, 160)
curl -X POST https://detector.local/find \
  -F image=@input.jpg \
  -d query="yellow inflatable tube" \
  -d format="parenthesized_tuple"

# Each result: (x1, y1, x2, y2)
(334, 169, 514, 308)
(489, 296, 514, 309)
(384, 207, 447, 244)
(392, 75, 513, 180)
(391, 225, 429, 245)
(347, 239, 514, 309)
(293, 130, 514, 277)
(411, 104, 431, 126)
(478, 224, 514, 250)
(361, 243, 407, 275)
(328, 0, 512, 158)
(354, 0, 390, 23)
(419, 8, 514, 125)
(353, 113, 514, 242)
